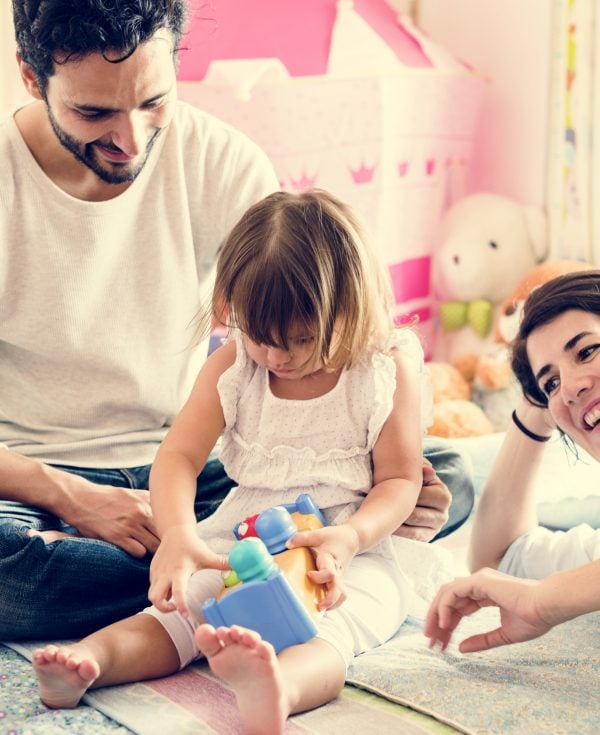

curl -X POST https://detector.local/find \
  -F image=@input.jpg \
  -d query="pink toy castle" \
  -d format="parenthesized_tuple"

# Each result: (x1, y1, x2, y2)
(177, 0, 484, 355)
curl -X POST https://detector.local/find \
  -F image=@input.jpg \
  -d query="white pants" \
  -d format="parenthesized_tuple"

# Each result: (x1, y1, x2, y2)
(143, 552, 412, 669)
(499, 523, 600, 579)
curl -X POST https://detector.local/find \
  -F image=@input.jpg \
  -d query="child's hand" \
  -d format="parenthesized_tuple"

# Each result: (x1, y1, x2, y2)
(148, 526, 228, 617)
(287, 524, 359, 611)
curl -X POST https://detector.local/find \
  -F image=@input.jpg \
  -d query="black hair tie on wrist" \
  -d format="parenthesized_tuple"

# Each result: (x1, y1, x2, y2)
(511, 410, 552, 442)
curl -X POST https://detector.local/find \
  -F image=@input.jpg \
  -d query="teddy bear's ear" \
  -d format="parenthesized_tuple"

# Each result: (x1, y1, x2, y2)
(522, 206, 548, 263)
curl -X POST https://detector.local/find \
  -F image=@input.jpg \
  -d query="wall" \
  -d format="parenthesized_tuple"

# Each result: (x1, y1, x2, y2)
(0, 3, 30, 115)
(1, 0, 552, 211)
(415, 0, 552, 209)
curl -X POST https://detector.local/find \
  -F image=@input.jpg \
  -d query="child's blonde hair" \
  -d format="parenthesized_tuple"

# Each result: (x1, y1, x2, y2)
(203, 189, 394, 369)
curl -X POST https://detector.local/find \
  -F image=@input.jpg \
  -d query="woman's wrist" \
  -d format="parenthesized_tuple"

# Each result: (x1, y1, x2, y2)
(512, 398, 555, 442)
(538, 564, 600, 626)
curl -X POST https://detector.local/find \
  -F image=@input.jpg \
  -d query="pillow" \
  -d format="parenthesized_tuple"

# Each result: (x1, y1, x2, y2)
(453, 433, 600, 530)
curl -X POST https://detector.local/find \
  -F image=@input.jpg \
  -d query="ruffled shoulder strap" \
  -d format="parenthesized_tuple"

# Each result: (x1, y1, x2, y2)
(216, 329, 257, 428)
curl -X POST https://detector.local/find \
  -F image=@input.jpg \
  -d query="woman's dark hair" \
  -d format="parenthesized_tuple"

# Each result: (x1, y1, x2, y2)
(511, 269, 600, 406)
(12, 0, 187, 93)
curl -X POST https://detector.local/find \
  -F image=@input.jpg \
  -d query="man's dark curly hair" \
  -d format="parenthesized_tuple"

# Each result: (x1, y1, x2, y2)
(511, 269, 600, 406)
(12, 0, 187, 92)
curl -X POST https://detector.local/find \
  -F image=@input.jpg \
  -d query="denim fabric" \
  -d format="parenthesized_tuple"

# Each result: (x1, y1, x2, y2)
(0, 453, 234, 640)
(0, 442, 472, 640)
(424, 436, 475, 540)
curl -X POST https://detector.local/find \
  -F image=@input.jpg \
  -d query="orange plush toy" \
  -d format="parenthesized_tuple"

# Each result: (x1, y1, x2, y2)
(495, 260, 592, 345)
(427, 362, 495, 438)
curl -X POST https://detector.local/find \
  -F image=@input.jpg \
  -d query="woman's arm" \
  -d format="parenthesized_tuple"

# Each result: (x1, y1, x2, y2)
(468, 397, 555, 571)
(425, 560, 600, 653)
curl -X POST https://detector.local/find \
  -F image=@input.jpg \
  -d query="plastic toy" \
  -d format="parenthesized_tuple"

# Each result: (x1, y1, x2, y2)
(202, 493, 327, 653)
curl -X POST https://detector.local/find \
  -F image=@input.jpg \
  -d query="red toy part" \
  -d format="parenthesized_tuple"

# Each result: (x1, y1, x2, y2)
(233, 514, 260, 540)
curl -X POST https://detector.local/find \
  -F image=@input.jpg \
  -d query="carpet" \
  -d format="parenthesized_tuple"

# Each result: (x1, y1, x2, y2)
(0, 641, 455, 735)
(346, 610, 600, 735)
(3, 609, 598, 735)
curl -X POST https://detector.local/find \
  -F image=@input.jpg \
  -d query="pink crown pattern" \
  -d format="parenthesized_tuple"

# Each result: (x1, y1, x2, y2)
(397, 161, 409, 177)
(289, 172, 319, 191)
(349, 163, 376, 185)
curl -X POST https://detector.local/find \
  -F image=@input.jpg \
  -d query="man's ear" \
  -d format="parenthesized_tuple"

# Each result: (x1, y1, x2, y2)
(16, 53, 44, 100)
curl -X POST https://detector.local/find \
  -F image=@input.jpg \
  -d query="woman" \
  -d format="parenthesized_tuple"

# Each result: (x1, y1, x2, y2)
(426, 269, 600, 653)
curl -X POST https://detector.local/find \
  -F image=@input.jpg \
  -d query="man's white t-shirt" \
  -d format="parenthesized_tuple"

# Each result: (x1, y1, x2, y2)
(0, 101, 279, 467)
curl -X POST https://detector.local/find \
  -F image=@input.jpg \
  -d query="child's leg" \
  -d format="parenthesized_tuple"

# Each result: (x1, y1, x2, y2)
(33, 612, 180, 709)
(196, 624, 345, 735)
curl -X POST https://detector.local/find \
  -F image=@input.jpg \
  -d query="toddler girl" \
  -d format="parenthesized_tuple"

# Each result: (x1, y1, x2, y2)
(33, 190, 431, 734)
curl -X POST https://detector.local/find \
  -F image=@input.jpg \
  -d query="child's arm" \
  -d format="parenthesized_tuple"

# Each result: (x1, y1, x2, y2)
(148, 340, 237, 615)
(289, 349, 423, 609)
(347, 349, 424, 546)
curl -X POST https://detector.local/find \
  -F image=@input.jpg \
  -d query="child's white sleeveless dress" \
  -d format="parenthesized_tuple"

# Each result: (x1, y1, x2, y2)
(145, 328, 433, 668)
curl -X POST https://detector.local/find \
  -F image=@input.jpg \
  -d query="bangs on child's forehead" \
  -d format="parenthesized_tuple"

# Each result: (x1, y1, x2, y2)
(227, 255, 325, 350)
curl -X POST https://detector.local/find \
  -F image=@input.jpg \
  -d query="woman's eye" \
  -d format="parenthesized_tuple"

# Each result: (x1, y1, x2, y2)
(542, 376, 559, 396)
(579, 343, 600, 361)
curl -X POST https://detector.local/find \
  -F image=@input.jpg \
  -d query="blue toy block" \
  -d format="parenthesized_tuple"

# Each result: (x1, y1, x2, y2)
(202, 569, 318, 654)
(282, 492, 328, 528)
(201, 494, 326, 654)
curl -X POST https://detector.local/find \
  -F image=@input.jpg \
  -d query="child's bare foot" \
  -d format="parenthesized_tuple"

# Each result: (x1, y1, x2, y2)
(196, 624, 288, 735)
(32, 644, 99, 709)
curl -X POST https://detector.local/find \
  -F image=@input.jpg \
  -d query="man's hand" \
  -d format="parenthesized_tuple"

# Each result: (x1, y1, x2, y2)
(393, 459, 450, 542)
(60, 479, 160, 557)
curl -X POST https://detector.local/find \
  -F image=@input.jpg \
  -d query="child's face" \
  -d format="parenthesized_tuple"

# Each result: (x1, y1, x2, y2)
(243, 325, 327, 380)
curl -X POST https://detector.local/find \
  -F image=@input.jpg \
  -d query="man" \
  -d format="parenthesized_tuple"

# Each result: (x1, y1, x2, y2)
(0, 0, 473, 640)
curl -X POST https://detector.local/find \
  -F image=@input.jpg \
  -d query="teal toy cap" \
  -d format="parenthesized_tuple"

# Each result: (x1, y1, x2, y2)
(228, 537, 277, 582)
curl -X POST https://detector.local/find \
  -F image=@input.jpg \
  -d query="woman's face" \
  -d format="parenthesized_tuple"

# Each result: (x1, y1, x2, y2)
(527, 309, 600, 459)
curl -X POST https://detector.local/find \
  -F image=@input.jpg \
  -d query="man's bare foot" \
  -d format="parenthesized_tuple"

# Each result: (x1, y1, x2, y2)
(32, 644, 99, 709)
(27, 529, 76, 543)
(196, 624, 288, 735)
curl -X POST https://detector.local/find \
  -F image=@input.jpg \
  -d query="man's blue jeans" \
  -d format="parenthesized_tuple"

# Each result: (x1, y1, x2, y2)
(0, 439, 473, 640)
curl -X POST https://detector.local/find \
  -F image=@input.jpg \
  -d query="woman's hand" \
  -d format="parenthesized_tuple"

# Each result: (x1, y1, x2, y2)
(424, 567, 553, 652)
(148, 525, 228, 617)
(513, 396, 556, 438)
(287, 524, 360, 611)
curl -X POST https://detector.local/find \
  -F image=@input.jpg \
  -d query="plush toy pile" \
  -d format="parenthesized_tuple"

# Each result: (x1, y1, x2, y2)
(432, 193, 548, 363)
(427, 192, 591, 438)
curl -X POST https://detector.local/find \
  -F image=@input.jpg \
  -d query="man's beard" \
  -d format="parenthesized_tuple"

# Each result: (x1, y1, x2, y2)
(45, 104, 162, 185)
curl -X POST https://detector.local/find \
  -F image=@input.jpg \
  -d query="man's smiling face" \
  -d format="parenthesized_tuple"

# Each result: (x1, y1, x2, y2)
(42, 29, 177, 184)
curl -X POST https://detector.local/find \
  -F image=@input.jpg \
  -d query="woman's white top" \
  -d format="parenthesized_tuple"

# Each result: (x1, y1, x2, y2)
(499, 523, 600, 578)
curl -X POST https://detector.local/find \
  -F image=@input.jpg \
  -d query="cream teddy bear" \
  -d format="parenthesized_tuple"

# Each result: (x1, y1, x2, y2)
(433, 193, 548, 363)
